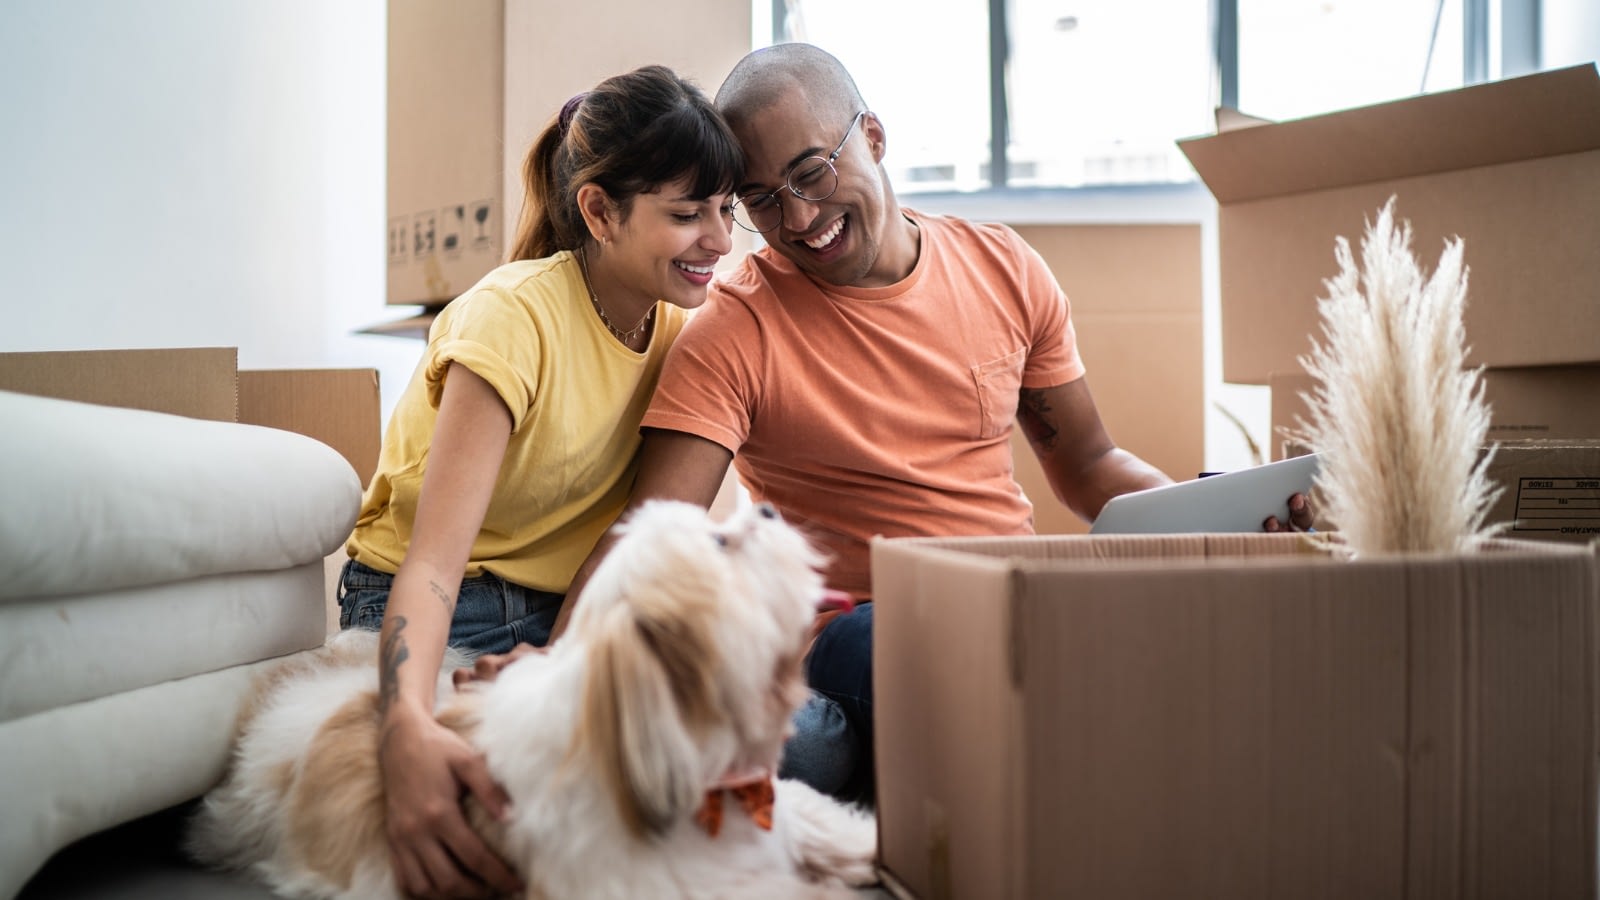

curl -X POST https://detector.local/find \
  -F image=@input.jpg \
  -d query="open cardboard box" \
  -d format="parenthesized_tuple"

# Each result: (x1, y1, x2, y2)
(0, 347, 381, 487)
(872, 532, 1598, 899)
(1179, 63, 1600, 385)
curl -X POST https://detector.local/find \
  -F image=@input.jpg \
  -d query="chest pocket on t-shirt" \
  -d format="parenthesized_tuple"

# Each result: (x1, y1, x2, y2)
(971, 347, 1026, 440)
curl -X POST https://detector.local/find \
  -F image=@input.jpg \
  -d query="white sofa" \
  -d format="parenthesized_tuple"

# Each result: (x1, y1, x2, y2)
(0, 388, 361, 899)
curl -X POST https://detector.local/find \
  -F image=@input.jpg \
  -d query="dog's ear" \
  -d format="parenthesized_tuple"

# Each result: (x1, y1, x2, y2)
(576, 594, 723, 839)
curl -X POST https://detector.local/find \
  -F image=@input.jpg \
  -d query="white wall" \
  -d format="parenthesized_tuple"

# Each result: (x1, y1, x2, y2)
(0, 0, 421, 420)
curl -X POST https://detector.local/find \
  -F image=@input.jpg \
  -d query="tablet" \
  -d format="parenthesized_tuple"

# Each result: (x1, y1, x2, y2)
(1089, 453, 1321, 535)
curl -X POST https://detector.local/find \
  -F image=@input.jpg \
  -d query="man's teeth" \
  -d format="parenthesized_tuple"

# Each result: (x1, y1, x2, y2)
(674, 261, 714, 275)
(805, 218, 845, 250)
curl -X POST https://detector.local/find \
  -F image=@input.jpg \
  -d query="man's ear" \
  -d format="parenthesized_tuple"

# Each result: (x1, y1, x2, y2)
(862, 112, 887, 163)
(576, 182, 614, 244)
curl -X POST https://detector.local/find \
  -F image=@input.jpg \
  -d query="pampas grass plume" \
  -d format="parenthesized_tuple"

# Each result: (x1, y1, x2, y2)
(1294, 198, 1501, 555)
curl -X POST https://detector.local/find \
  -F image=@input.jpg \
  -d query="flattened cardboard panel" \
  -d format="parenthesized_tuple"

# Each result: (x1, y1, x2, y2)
(1004, 224, 1204, 534)
(0, 347, 238, 421)
(1220, 150, 1600, 384)
(1013, 315, 1204, 535)
(238, 369, 382, 487)
(1010, 225, 1203, 316)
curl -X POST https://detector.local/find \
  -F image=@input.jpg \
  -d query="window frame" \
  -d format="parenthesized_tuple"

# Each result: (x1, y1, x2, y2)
(771, 0, 1541, 197)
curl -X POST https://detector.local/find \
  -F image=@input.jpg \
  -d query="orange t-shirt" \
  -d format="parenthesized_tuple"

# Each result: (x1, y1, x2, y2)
(642, 210, 1085, 598)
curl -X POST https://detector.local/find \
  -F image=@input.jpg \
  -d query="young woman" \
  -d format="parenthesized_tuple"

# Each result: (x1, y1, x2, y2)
(336, 65, 741, 899)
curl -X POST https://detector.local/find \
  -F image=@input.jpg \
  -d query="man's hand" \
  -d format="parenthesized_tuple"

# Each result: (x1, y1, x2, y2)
(379, 704, 521, 899)
(1263, 492, 1316, 533)
(452, 642, 544, 689)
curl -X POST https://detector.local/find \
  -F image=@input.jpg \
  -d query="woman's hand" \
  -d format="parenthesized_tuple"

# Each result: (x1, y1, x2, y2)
(452, 642, 544, 689)
(379, 703, 521, 899)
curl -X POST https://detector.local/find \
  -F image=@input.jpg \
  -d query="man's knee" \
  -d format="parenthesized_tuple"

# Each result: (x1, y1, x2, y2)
(778, 692, 859, 797)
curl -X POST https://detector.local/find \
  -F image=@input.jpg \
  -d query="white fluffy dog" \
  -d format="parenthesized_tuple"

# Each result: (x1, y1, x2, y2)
(186, 500, 877, 899)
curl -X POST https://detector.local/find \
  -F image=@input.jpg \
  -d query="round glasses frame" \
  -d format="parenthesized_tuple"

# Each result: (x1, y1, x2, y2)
(731, 110, 866, 234)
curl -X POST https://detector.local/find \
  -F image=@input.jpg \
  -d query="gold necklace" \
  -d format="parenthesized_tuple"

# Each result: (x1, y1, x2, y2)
(577, 246, 653, 344)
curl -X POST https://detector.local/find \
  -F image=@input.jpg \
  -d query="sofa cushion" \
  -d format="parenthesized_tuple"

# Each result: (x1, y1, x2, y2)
(0, 563, 328, 724)
(0, 390, 361, 601)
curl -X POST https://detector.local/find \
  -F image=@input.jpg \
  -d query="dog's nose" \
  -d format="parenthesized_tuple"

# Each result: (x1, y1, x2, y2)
(756, 502, 778, 519)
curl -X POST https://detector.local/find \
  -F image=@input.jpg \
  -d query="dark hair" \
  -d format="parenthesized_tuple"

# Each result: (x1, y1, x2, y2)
(509, 65, 743, 261)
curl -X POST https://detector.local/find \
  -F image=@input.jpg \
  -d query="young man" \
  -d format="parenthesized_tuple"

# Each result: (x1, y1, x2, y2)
(553, 42, 1311, 800)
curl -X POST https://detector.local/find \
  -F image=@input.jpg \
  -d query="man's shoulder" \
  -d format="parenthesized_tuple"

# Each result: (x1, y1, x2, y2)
(907, 210, 1030, 275)
(710, 247, 798, 306)
(910, 209, 1024, 253)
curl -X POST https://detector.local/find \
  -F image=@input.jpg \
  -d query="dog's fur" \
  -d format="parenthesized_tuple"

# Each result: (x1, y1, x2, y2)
(186, 500, 877, 899)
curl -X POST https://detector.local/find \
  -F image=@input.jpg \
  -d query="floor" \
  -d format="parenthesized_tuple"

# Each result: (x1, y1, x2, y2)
(20, 802, 894, 899)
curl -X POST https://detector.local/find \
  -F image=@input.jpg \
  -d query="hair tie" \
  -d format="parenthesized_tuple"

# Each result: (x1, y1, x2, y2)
(558, 92, 588, 137)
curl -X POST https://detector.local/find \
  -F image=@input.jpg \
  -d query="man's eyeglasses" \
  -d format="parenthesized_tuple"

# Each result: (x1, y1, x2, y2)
(731, 111, 866, 234)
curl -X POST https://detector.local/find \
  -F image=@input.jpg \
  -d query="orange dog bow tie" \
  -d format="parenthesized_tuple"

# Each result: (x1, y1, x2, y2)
(694, 776, 775, 838)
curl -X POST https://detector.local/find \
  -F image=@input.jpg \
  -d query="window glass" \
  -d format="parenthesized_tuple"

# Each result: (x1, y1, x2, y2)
(1237, 0, 1464, 121)
(1007, 0, 1213, 187)
(778, 0, 992, 191)
(777, 0, 1473, 193)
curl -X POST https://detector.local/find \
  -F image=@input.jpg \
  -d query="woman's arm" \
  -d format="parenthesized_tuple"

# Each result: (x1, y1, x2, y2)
(377, 362, 521, 899)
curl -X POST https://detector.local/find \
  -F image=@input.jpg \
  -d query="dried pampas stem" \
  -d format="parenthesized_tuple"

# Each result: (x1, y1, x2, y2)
(1292, 197, 1500, 555)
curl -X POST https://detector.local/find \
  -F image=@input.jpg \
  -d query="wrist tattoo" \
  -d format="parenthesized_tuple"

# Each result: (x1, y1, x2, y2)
(428, 579, 455, 615)
(377, 616, 410, 717)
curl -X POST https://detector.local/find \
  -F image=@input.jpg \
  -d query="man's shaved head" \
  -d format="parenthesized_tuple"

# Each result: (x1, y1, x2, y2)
(716, 43, 865, 128)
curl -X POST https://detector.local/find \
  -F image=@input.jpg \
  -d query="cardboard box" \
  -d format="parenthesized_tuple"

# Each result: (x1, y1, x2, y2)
(1271, 367, 1600, 460)
(1179, 63, 1600, 385)
(0, 348, 381, 487)
(0, 347, 239, 420)
(386, 0, 505, 307)
(1483, 441, 1600, 541)
(238, 369, 383, 487)
(872, 533, 1598, 900)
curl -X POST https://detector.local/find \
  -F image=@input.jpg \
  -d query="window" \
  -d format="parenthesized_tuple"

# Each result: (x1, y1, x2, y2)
(768, 0, 1530, 195)
(1236, 0, 1463, 121)
(778, 0, 992, 192)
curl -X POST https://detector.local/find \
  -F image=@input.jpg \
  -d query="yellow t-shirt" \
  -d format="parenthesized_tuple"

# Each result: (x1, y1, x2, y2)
(346, 251, 686, 593)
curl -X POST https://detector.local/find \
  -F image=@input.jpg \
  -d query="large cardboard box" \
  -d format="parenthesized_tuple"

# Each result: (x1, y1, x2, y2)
(872, 533, 1599, 900)
(1483, 441, 1600, 542)
(1179, 64, 1600, 385)
(386, 0, 505, 307)
(1270, 370, 1600, 543)
(0, 348, 381, 487)
(1271, 367, 1600, 459)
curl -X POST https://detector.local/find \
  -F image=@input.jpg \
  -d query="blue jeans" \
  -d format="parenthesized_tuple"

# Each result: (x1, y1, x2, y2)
(336, 559, 562, 654)
(779, 602, 875, 803)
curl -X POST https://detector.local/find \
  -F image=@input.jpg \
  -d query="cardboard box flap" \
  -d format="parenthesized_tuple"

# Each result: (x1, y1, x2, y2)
(238, 369, 382, 487)
(1179, 63, 1600, 204)
(0, 347, 238, 421)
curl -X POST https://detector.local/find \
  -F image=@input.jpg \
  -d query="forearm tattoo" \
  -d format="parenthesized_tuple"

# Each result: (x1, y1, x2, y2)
(428, 579, 455, 616)
(1017, 388, 1059, 452)
(377, 616, 410, 718)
